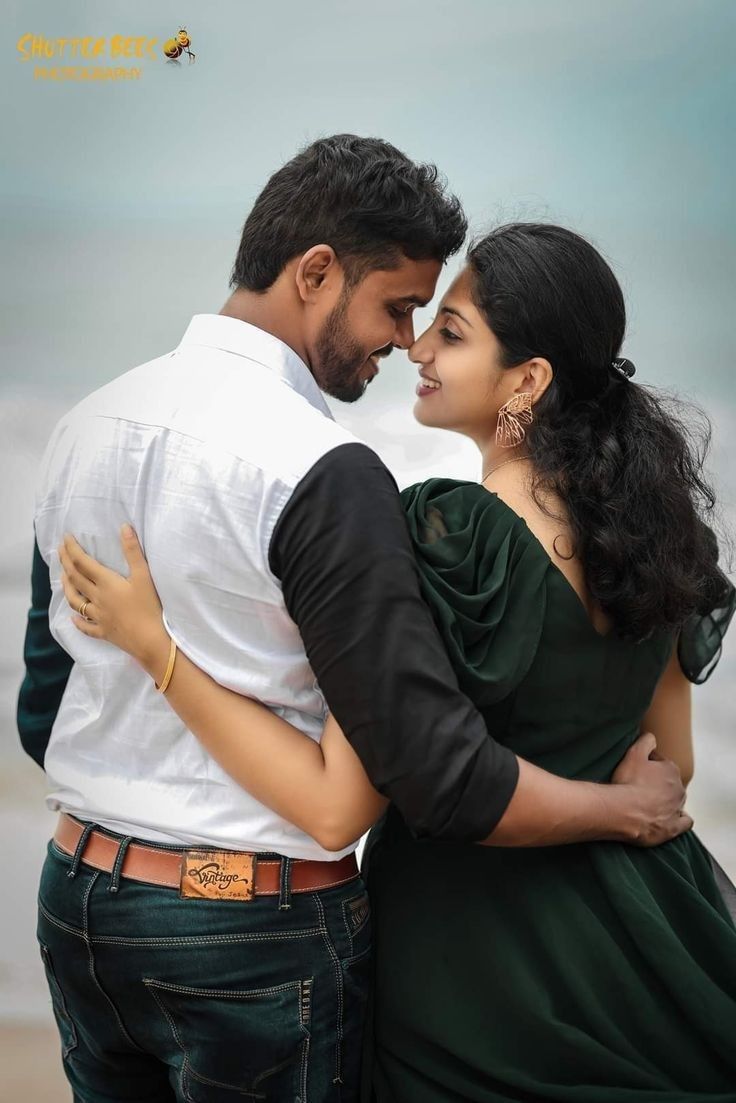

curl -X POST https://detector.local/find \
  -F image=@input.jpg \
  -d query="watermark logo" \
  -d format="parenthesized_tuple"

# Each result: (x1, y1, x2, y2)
(163, 28, 196, 64)
(16, 29, 197, 82)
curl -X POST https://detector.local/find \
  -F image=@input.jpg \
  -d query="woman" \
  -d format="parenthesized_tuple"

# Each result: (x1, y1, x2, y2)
(59, 224, 736, 1100)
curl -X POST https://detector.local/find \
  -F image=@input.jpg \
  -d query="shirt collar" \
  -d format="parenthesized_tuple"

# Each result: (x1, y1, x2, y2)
(177, 314, 334, 420)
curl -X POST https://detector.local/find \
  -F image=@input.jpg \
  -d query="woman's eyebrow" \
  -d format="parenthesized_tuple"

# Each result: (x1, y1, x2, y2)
(440, 304, 473, 328)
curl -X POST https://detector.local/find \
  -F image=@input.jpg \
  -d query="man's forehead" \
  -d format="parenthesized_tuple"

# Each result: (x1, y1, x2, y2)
(373, 257, 441, 303)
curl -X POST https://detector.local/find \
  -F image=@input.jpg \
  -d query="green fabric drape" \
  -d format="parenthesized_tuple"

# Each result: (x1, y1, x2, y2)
(367, 480, 736, 1103)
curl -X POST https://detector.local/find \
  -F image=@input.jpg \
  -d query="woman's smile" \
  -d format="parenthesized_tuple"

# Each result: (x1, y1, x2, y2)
(416, 370, 442, 398)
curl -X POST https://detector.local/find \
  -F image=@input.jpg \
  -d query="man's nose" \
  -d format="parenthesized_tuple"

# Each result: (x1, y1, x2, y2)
(393, 314, 416, 351)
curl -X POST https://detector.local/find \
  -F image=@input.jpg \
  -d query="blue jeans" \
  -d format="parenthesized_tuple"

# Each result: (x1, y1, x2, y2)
(37, 836, 371, 1102)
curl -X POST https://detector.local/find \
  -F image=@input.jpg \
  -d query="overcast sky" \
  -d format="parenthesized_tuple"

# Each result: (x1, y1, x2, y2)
(3, 0, 734, 402)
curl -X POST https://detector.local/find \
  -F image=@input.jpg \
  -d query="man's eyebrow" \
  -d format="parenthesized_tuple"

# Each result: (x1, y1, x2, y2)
(394, 295, 431, 308)
(440, 303, 473, 328)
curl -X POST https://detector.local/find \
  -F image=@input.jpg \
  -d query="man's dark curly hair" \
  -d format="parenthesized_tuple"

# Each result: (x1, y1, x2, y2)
(230, 134, 467, 291)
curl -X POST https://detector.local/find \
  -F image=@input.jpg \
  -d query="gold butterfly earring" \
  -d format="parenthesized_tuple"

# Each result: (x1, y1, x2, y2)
(496, 392, 534, 449)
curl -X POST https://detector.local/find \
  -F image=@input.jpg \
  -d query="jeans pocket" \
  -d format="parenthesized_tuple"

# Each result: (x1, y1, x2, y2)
(340, 947, 372, 1100)
(341, 890, 371, 958)
(333, 889, 372, 1096)
(39, 942, 78, 1059)
(145, 977, 311, 1102)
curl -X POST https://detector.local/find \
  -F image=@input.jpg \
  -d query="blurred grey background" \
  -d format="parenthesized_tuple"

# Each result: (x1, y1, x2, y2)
(2, 0, 734, 1096)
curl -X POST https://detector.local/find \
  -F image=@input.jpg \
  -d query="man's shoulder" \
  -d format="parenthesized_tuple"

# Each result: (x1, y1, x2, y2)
(41, 345, 378, 496)
(49, 352, 175, 430)
(273, 396, 366, 477)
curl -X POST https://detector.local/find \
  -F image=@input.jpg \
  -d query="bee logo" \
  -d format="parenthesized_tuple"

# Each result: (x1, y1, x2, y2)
(163, 27, 195, 63)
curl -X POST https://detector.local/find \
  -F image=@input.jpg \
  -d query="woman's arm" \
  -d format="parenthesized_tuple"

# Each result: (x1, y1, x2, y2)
(58, 529, 386, 851)
(641, 638, 694, 786)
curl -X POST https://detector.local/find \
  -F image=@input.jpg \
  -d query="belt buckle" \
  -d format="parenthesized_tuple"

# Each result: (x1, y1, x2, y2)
(180, 850, 255, 901)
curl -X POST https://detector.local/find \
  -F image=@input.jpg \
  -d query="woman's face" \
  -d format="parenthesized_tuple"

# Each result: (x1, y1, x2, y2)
(410, 266, 541, 443)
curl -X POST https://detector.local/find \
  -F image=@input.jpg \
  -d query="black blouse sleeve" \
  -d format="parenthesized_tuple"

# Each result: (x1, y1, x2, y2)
(677, 567, 736, 685)
(269, 443, 519, 842)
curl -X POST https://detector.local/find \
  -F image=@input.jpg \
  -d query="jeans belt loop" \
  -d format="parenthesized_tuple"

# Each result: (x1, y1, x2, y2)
(278, 856, 293, 910)
(108, 836, 133, 893)
(67, 821, 98, 879)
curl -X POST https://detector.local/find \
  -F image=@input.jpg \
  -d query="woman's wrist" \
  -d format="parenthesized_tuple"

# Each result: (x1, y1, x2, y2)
(136, 621, 172, 683)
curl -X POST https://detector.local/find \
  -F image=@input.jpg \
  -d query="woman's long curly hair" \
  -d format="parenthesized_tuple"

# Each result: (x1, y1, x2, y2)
(468, 222, 729, 642)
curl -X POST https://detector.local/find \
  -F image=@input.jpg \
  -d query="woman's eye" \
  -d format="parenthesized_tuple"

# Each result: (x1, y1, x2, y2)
(440, 326, 460, 343)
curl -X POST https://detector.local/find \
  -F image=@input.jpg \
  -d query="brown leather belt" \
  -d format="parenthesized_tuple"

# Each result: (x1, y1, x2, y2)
(54, 813, 359, 901)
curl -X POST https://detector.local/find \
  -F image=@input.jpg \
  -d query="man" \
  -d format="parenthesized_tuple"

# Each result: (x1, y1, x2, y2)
(19, 134, 689, 1102)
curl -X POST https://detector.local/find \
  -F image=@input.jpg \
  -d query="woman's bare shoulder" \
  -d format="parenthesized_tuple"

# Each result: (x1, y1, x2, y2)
(489, 466, 611, 634)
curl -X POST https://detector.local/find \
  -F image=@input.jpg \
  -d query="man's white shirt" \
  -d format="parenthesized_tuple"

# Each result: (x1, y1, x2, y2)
(34, 314, 360, 859)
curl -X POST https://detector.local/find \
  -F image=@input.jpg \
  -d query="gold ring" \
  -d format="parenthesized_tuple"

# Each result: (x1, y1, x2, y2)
(78, 599, 90, 620)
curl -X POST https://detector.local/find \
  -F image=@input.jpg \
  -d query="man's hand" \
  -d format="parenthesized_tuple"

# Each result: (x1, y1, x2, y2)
(484, 734, 692, 849)
(608, 732, 692, 846)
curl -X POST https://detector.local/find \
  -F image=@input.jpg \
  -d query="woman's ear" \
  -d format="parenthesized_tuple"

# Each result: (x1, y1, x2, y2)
(295, 245, 339, 304)
(523, 357, 553, 403)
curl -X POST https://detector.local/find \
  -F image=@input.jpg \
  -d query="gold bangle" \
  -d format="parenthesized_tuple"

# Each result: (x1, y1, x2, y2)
(155, 636, 177, 694)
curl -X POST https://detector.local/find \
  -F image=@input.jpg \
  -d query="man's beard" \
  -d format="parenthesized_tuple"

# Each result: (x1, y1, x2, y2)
(314, 290, 375, 403)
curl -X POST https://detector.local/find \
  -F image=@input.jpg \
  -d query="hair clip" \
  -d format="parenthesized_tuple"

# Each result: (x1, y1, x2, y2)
(611, 357, 636, 380)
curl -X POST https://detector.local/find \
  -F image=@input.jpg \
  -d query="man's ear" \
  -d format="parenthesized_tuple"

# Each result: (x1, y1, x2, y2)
(295, 245, 340, 304)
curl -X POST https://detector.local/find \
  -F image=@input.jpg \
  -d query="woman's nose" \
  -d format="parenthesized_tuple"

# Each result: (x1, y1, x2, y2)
(408, 330, 431, 365)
